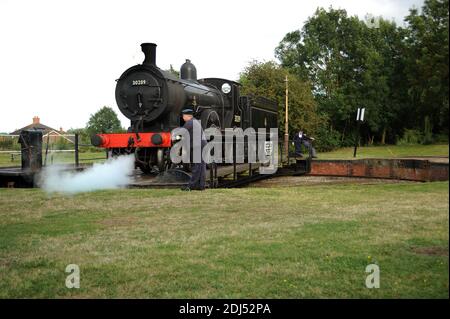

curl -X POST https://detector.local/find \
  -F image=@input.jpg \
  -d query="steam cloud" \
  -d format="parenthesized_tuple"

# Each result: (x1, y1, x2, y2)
(40, 155, 135, 194)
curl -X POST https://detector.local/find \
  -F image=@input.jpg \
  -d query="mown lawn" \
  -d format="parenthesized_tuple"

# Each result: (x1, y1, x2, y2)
(318, 144, 449, 160)
(0, 182, 448, 298)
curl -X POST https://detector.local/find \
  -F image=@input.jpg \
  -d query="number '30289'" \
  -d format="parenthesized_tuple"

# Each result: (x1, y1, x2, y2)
(132, 80, 146, 86)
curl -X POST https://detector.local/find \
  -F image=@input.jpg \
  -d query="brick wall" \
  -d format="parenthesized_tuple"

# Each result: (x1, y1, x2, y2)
(310, 159, 448, 182)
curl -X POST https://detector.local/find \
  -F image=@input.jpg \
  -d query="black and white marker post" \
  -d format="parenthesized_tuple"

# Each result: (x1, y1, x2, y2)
(353, 107, 365, 158)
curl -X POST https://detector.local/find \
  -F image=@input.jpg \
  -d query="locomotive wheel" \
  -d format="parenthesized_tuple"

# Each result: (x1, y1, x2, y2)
(156, 148, 166, 172)
(137, 163, 152, 175)
(200, 110, 221, 130)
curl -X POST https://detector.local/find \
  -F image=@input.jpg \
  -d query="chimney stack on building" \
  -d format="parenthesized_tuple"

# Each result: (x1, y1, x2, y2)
(32, 116, 40, 124)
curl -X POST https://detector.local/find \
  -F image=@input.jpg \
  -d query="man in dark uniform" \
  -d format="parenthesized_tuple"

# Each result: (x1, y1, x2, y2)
(180, 106, 207, 191)
(293, 130, 318, 158)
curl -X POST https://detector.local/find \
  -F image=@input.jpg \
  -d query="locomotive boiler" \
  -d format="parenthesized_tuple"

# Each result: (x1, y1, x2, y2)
(91, 43, 278, 174)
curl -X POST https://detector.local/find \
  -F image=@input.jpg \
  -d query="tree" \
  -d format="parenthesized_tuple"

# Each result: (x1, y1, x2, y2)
(371, 19, 410, 144)
(359, 18, 412, 144)
(239, 61, 322, 136)
(86, 106, 123, 135)
(275, 7, 418, 145)
(276, 8, 371, 144)
(273, 2, 449, 146)
(166, 64, 180, 78)
(404, 0, 449, 135)
(66, 127, 90, 145)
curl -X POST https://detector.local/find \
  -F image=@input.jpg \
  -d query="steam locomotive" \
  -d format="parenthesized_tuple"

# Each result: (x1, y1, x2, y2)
(91, 43, 278, 174)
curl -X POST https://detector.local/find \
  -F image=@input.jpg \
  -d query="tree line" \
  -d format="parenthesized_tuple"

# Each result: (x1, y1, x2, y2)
(240, 0, 449, 150)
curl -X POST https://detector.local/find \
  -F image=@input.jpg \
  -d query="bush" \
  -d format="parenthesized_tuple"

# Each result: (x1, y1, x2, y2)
(397, 117, 444, 145)
(314, 125, 341, 152)
(0, 137, 20, 151)
(54, 137, 71, 150)
(340, 134, 358, 148)
(397, 129, 422, 145)
(0, 138, 13, 150)
(433, 133, 449, 144)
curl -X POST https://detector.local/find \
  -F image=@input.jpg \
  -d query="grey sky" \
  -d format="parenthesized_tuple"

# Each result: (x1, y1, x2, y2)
(0, 0, 424, 133)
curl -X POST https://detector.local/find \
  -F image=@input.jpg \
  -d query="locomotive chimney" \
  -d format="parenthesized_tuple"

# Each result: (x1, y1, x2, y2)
(141, 43, 157, 66)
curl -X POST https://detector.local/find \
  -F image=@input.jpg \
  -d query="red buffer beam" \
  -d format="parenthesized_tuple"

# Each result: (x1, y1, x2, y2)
(91, 132, 172, 148)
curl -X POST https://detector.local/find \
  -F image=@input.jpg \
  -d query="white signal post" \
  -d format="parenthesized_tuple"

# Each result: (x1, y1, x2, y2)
(354, 108, 365, 158)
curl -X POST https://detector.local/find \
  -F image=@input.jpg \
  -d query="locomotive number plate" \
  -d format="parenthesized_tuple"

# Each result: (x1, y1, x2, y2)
(264, 141, 273, 156)
(132, 79, 147, 86)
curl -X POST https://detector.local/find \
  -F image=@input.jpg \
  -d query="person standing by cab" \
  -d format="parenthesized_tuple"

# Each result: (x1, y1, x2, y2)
(180, 106, 207, 191)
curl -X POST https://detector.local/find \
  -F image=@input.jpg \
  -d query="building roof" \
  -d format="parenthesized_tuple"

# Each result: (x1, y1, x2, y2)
(10, 116, 62, 135)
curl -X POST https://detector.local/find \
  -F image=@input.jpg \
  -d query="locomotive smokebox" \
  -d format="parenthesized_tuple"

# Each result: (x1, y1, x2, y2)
(141, 43, 157, 66)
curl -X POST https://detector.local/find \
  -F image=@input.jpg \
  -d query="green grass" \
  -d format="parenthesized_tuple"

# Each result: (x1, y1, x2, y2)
(0, 182, 448, 298)
(318, 144, 449, 160)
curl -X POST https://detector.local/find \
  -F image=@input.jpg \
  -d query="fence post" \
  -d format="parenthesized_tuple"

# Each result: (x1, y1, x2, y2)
(74, 133, 79, 167)
(353, 120, 361, 158)
(233, 140, 237, 181)
(44, 133, 50, 166)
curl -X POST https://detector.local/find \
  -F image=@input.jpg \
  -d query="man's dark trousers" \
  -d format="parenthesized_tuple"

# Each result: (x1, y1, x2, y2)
(189, 161, 206, 189)
(183, 117, 207, 190)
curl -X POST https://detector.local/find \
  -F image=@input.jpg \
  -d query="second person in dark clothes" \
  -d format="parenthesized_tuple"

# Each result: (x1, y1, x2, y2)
(293, 130, 318, 158)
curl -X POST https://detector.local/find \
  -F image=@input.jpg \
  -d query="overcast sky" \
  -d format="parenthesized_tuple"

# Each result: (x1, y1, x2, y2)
(0, 0, 424, 133)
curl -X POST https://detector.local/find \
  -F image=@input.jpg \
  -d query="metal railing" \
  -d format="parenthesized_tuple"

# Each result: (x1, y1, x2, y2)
(0, 133, 107, 167)
(207, 138, 314, 188)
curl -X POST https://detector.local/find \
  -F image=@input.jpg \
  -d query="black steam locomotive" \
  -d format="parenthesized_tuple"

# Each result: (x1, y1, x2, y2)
(91, 43, 278, 174)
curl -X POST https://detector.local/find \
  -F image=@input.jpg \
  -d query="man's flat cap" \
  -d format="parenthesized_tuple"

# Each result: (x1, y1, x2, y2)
(181, 107, 194, 115)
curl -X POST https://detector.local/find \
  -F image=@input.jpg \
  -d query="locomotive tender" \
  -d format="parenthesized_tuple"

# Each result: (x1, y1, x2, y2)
(91, 43, 278, 174)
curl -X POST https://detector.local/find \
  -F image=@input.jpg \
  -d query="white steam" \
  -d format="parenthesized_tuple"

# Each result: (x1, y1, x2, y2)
(40, 155, 135, 194)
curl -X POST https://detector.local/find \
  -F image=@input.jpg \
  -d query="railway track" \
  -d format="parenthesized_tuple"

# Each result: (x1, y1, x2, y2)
(127, 156, 313, 189)
(1, 156, 447, 189)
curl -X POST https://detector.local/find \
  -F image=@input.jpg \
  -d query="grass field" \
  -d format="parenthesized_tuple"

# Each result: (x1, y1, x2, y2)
(0, 182, 448, 298)
(318, 144, 449, 159)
